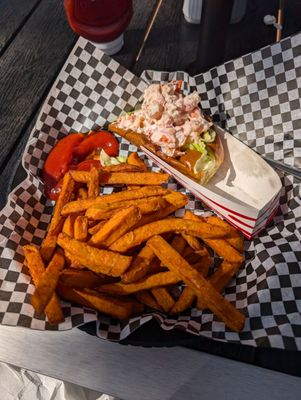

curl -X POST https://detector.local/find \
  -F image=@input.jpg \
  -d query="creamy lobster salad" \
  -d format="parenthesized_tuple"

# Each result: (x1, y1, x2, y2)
(115, 81, 215, 158)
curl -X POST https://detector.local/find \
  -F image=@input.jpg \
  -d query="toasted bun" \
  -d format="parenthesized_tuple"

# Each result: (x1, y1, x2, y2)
(108, 122, 224, 184)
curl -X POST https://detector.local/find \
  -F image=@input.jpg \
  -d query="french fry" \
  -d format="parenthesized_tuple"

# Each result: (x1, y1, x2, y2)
(89, 206, 141, 248)
(118, 195, 168, 215)
(98, 271, 181, 296)
(147, 235, 245, 332)
(196, 261, 242, 310)
(184, 211, 244, 263)
(99, 171, 169, 186)
(127, 185, 141, 190)
(170, 236, 212, 278)
(191, 254, 212, 277)
(148, 257, 165, 275)
(182, 246, 198, 262)
(59, 269, 115, 288)
(159, 235, 186, 270)
(57, 233, 132, 276)
(88, 219, 98, 226)
(23, 245, 64, 324)
(61, 186, 169, 215)
(77, 187, 88, 200)
(124, 195, 167, 215)
(102, 164, 144, 173)
(57, 284, 135, 320)
(127, 153, 147, 171)
(164, 191, 188, 207)
(110, 218, 231, 253)
(170, 235, 186, 254)
(62, 215, 77, 237)
(70, 170, 91, 183)
(206, 215, 244, 252)
(206, 238, 242, 263)
(122, 244, 156, 283)
(31, 250, 65, 315)
(64, 250, 86, 269)
(86, 196, 167, 220)
(134, 199, 188, 228)
(79, 289, 143, 319)
(135, 291, 163, 311)
(85, 208, 121, 221)
(88, 167, 100, 198)
(57, 283, 94, 308)
(74, 215, 88, 241)
(205, 238, 243, 263)
(182, 233, 208, 256)
(88, 220, 107, 235)
(151, 288, 175, 313)
(170, 286, 195, 314)
(41, 172, 75, 261)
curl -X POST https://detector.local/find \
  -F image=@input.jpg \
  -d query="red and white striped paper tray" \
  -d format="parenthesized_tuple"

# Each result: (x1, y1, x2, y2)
(142, 125, 282, 239)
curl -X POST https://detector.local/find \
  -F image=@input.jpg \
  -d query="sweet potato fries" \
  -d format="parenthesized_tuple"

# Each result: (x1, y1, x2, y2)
(23, 152, 246, 331)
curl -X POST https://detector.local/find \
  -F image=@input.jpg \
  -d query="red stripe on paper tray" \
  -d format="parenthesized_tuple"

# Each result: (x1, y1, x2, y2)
(228, 214, 255, 229)
(202, 195, 279, 238)
(235, 204, 280, 239)
(195, 192, 257, 221)
(225, 218, 253, 239)
(251, 205, 279, 236)
(257, 191, 281, 220)
(144, 149, 257, 221)
(142, 147, 261, 236)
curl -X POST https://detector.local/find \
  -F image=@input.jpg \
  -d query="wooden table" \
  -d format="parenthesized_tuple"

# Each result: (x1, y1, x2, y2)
(1, 1, 301, 398)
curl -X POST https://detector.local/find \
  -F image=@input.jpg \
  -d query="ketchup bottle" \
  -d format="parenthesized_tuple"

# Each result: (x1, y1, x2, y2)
(64, 0, 133, 55)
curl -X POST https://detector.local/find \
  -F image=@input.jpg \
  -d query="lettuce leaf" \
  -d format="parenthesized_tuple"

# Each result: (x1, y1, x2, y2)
(201, 128, 216, 143)
(99, 149, 127, 167)
(185, 140, 207, 154)
(193, 147, 215, 175)
(184, 140, 215, 176)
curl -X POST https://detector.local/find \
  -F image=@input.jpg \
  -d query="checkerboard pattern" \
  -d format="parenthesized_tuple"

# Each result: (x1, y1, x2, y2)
(143, 33, 301, 169)
(0, 34, 301, 349)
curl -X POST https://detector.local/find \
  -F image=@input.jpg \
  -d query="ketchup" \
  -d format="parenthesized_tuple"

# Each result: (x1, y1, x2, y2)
(64, 0, 133, 43)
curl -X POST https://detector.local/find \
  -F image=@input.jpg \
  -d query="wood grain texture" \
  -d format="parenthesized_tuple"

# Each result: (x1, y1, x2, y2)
(0, 325, 300, 399)
(132, 0, 200, 76)
(0, 0, 153, 209)
(0, 0, 77, 173)
(0, 109, 35, 209)
(225, 0, 301, 62)
(114, 0, 156, 70)
(0, 0, 41, 53)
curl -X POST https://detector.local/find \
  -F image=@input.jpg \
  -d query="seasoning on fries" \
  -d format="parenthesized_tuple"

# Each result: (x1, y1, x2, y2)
(23, 245, 64, 324)
(147, 235, 245, 332)
(22, 144, 246, 332)
(109, 218, 231, 252)
(61, 185, 169, 215)
(57, 233, 132, 276)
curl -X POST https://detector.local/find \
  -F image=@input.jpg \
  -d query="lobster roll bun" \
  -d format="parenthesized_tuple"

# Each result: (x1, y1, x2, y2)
(109, 82, 224, 185)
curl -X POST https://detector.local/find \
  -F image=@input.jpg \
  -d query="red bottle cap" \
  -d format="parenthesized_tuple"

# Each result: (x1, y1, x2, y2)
(64, 0, 133, 45)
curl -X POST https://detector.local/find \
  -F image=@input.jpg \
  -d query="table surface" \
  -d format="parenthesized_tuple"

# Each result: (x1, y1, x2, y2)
(1, 1, 301, 398)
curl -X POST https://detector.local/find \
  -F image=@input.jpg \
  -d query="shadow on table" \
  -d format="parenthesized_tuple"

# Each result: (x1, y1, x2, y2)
(78, 320, 301, 378)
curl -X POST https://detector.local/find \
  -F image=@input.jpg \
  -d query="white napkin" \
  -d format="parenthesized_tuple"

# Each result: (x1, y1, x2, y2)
(0, 362, 119, 400)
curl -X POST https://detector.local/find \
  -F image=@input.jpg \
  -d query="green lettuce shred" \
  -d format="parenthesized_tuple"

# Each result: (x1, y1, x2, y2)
(202, 128, 216, 143)
(193, 147, 215, 175)
(99, 149, 127, 167)
(184, 139, 215, 175)
(185, 140, 207, 154)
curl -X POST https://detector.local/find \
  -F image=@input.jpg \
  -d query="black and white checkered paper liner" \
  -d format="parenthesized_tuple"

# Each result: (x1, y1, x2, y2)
(0, 35, 300, 349)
